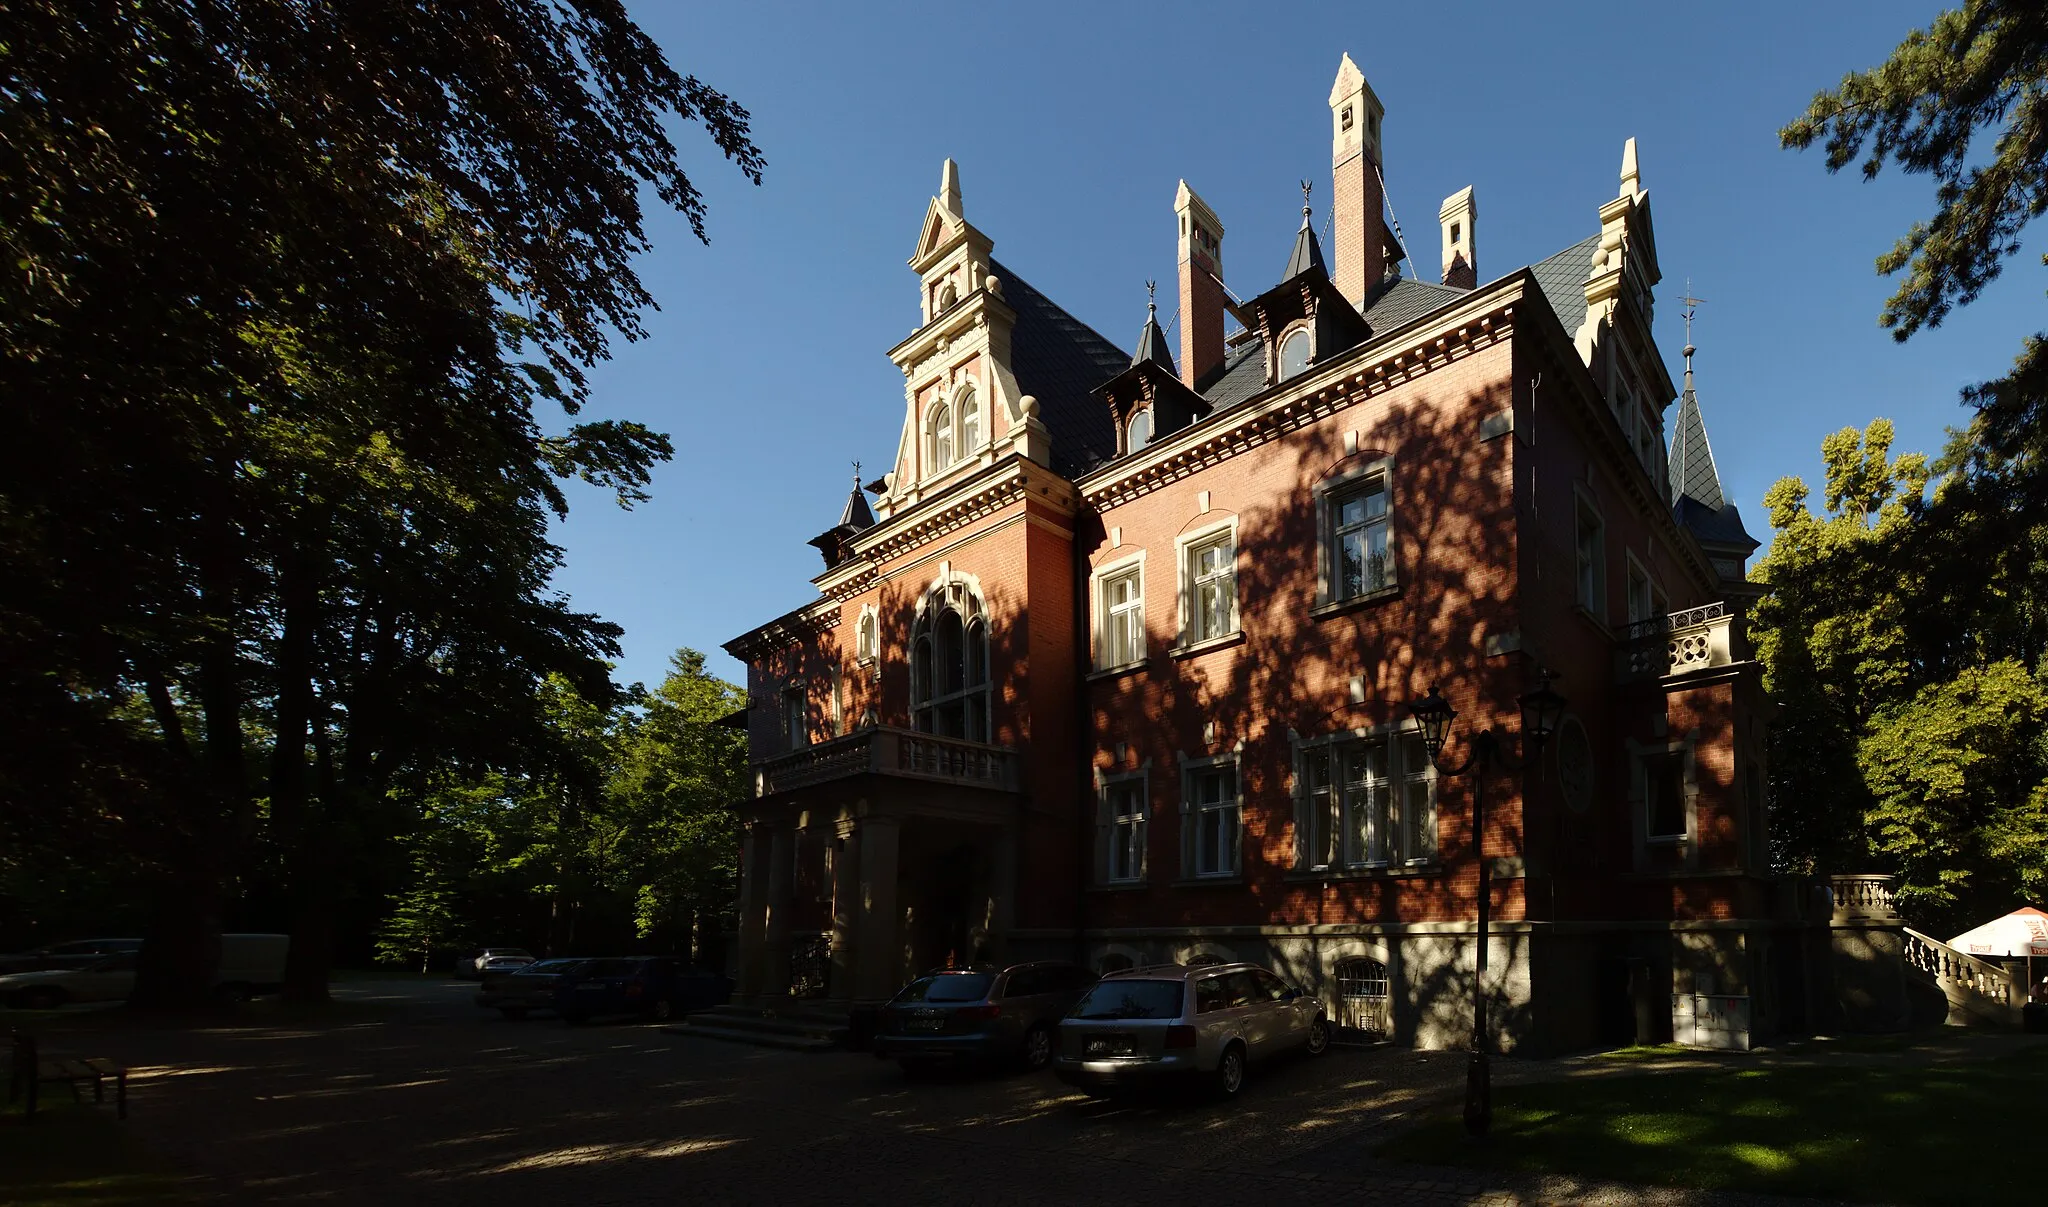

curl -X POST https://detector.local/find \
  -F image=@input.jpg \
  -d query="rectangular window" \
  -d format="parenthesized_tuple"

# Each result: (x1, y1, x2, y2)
(1645, 750, 1688, 840)
(782, 686, 806, 750)
(1298, 734, 1435, 870)
(1186, 762, 1240, 878)
(1099, 566, 1144, 668)
(1331, 475, 1392, 600)
(1626, 559, 1653, 625)
(1100, 777, 1146, 884)
(1575, 497, 1606, 620)
(1186, 531, 1237, 643)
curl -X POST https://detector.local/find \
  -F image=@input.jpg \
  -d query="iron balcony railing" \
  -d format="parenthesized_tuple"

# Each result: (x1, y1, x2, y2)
(753, 725, 1020, 797)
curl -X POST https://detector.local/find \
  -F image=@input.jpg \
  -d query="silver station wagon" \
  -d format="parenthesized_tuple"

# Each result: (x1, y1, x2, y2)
(1053, 962, 1330, 1098)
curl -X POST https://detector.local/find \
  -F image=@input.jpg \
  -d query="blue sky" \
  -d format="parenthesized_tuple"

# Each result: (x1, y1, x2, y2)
(559, 1, 2044, 690)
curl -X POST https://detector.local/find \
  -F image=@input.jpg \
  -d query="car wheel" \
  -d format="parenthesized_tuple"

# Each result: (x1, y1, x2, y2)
(649, 998, 675, 1023)
(1020, 1024, 1053, 1072)
(1213, 1042, 1247, 1099)
(19, 986, 66, 1011)
(499, 1007, 528, 1020)
(1305, 1016, 1331, 1056)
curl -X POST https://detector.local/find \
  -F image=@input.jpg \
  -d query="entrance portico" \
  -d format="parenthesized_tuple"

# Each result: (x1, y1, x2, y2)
(734, 726, 1022, 1007)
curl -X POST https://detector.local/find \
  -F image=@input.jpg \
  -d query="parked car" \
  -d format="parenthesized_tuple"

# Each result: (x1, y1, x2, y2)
(873, 962, 1096, 1074)
(454, 947, 533, 980)
(475, 958, 588, 1018)
(477, 954, 536, 975)
(552, 958, 732, 1023)
(1053, 962, 1329, 1099)
(0, 938, 142, 975)
(0, 933, 288, 1010)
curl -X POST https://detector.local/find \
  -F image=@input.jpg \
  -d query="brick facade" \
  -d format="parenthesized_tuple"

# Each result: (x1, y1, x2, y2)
(724, 56, 1779, 1055)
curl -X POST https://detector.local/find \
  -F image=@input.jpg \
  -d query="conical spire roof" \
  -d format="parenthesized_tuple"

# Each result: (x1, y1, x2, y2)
(838, 477, 875, 531)
(1132, 288, 1175, 373)
(1667, 361, 1726, 511)
(1284, 202, 1327, 280)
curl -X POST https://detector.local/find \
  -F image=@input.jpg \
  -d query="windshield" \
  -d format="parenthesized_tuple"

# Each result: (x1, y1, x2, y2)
(1068, 979, 1184, 1020)
(893, 974, 993, 1003)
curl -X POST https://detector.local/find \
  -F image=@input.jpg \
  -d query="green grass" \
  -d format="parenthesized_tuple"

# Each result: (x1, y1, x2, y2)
(0, 1100, 204, 1206)
(1378, 1045, 2048, 1204)
(1591, 1043, 1695, 1062)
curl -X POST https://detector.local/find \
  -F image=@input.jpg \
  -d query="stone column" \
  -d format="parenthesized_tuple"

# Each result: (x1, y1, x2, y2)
(854, 817, 902, 1001)
(828, 823, 862, 1003)
(733, 824, 767, 1001)
(761, 825, 795, 1002)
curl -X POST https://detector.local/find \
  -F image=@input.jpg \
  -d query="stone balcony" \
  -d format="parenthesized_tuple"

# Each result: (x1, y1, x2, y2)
(1615, 601, 1748, 682)
(753, 725, 1021, 798)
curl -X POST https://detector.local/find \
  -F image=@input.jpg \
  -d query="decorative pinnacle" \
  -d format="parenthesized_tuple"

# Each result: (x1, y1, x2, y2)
(1300, 178, 1314, 219)
(852, 459, 862, 489)
(1679, 280, 1706, 376)
(1145, 278, 1157, 316)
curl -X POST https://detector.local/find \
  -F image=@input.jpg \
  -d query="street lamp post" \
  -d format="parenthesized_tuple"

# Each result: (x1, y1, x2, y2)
(1409, 671, 1566, 1139)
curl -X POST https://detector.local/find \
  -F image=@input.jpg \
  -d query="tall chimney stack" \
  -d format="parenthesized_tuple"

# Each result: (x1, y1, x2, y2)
(1439, 187, 1476, 289)
(1175, 180, 1227, 391)
(1329, 53, 1386, 310)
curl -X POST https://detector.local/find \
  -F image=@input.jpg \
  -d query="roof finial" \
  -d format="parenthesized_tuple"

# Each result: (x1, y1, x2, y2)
(1300, 178, 1314, 223)
(1679, 281, 1705, 383)
(852, 459, 862, 489)
(1145, 278, 1157, 317)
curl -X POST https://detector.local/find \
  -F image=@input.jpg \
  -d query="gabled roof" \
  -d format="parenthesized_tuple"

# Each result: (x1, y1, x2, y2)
(992, 259, 1130, 478)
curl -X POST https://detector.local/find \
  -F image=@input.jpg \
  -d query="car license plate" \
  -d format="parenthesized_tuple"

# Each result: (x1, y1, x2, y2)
(906, 1017, 944, 1032)
(1085, 1035, 1132, 1057)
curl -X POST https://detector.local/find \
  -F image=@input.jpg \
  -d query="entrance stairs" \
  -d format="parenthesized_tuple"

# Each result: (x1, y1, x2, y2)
(1903, 927, 2025, 1028)
(664, 1002, 849, 1053)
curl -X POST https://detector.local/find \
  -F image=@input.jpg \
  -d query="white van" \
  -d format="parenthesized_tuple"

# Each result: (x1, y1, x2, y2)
(0, 932, 289, 1008)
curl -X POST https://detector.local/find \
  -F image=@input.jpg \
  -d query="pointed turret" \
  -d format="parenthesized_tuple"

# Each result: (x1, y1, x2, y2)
(807, 465, 876, 570)
(838, 475, 875, 531)
(1666, 340, 1758, 589)
(1132, 281, 1174, 373)
(1284, 199, 1328, 280)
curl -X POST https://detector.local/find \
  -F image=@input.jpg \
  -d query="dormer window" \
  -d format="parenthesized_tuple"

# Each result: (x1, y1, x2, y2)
(1127, 408, 1153, 454)
(938, 281, 958, 311)
(1279, 328, 1312, 382)
(925, 385, 982, 477)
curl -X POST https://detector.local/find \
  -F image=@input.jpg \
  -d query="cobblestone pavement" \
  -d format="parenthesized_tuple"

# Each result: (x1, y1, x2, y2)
(33, 981, 1852, 1207)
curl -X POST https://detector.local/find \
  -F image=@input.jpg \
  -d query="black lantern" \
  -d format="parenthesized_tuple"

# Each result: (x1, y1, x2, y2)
(1410, 684, 1457, 763)
(1517, 671, 1566, 752)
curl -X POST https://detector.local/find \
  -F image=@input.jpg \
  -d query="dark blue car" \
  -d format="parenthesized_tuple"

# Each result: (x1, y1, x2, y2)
(552, 957, 732, 1023)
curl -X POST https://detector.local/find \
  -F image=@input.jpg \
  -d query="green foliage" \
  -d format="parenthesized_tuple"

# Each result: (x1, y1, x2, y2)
(1782, 0, 2048, 338)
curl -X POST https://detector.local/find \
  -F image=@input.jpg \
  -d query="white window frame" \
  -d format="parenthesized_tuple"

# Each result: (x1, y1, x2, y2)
(1631, 734, 1698, 849)
(1126, 407, 1153, 454)
(1277, 323, 1313, 382)
(1314, 458, 1396, 606)
(1624, 552, 1654, 626)
(1291, 723, 1438, 871)
(782, 685, 806, 751)
(1179, 750, 1243, 880)
(1096, 766, 1150, 886)
(1092, 551, 1147, 671)
(1176, 518, 1239, 647)
(854, 604, 880, 666)
(1574, 488, 1607, 623)
(923, 382, 984, 480)
(910, 578, 991, 741)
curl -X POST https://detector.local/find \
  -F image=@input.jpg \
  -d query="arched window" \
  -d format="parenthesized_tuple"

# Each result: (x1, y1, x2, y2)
(855, 608, 879, 664)
(1279, 328, 1312, 381)
(1335, 958, 1390, 1036)
(938, 281, 958, 311)
(959, 388, 981, 453)
(910, 581, 991, 741)
(1126, 408, 1153, 454)
(929, 402, 954, 473)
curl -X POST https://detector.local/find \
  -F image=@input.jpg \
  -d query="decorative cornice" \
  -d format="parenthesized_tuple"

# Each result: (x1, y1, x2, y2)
(724, 598, 841, 663)
(1077, 279, 1526, 507)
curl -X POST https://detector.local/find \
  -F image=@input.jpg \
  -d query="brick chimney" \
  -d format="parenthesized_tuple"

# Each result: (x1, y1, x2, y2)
(1175, 180, 1227, 391)
(1329, 53, 1386, 310)
(1439, 187, 1476, 289)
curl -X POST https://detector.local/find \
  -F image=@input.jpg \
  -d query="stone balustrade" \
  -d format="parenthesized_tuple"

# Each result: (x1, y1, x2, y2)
(1828, 873, 1902, 922)
(1903, 925, 2023, 1027)
(754, 725, 1019, 797)
(1615, 600, 1745, 682)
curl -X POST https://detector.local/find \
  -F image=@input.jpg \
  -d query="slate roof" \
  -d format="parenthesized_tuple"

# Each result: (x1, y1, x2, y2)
(838, 482, 875, 531)
(1667, 383, 1727, 511)
(1133, 307, 1175, 373)
(992, 259, 1130, 477)
(1528, 234, 1601, 340)
(1284, 211, 1328, 280)
(1361, 276, 1468, 331)
(1675, 494, 1758, 551)
(1200, 336, 1270, 412)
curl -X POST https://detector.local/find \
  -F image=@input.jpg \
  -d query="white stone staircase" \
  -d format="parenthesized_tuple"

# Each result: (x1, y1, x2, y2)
(1902, 927, 2025, 1029)
(664, 1002, 849, 1053)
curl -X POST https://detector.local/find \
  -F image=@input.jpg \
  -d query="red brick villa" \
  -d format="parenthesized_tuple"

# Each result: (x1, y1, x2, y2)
(723, 55, 1785, 1054)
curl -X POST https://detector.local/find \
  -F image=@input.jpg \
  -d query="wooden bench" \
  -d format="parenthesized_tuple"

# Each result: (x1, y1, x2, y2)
(7, 1032, 127, 1121)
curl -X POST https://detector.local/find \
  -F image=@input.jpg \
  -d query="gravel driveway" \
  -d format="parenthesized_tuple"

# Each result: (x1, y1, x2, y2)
(28, 980, 1844, 1206)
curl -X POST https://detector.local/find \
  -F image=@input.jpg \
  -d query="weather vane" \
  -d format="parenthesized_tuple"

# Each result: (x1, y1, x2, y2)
(852, 459, 862, 488)
(1300, 178, 1314, 216)
(1145, 279, 1157, 314)
(1679, 279, 1706, 369)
